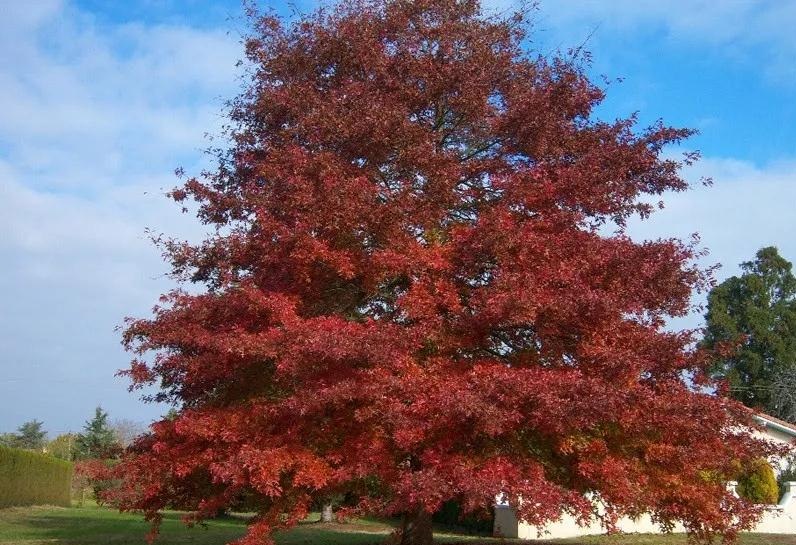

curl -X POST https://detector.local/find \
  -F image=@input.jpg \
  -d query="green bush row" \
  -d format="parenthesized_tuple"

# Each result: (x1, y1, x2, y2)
(0, 445, 73, 507)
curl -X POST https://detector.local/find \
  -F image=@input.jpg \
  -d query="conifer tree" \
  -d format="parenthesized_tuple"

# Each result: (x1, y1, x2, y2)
(13, 420, 47, 450)
(75, 407, 120, 460)
(704, 247, 796, 419)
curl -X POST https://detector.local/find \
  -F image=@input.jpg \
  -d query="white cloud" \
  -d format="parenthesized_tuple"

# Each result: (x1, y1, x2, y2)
(0, 1, 238, 432)
(0, 1, 241, 193)
(485, 0, 796, 82)
(627, 156, 796, 328)
(0, 168, 184, 433)
(3, 0, 795, 434)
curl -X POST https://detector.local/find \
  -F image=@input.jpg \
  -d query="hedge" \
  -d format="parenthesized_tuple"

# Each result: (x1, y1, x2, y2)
(0, 445, 73, 507)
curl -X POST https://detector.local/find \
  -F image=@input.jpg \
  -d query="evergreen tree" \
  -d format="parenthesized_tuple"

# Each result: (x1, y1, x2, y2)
(13, 420, 47, 450)
(703, 247, 796, 418)
(75, 407, 120, 459)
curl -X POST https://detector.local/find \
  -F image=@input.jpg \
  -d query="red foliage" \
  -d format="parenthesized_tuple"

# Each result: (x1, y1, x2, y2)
(75, 459, 112, 485)
(114, 1, 785, 543)
(75, 458, 117, 506)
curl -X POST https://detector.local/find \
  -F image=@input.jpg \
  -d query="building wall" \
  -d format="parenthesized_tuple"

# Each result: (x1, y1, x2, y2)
(493, 504, 520, 538)
(751, 421, 795, 474)
(497, 483, 796, 540)
(495, 422, 796, 540)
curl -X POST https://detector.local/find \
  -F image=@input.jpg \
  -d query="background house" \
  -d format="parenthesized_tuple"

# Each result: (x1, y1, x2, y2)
(494, 412, 796, 540)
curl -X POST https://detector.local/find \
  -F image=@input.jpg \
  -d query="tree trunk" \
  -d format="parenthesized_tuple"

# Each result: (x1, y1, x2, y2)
(399, 509, 433, 545)
(320, 502, 334, 523)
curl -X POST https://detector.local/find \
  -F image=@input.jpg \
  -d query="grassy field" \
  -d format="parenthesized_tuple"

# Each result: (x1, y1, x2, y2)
(0, 504, 795, 545)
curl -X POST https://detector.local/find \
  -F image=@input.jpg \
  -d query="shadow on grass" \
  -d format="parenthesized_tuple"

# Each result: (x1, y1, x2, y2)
(0, 506, 245, 545)
(0, 506, 412, 545)
(2, 506, 796, 545)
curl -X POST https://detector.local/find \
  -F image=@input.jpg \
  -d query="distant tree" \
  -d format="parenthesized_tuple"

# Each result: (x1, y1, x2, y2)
(0, 433, 17, 448)
(703, 247, 796, 419)
(75, 407, 121, 460)
(47, 433, 78, 461)
(770, 367, 796, 423)
(14, 419, 47, 450)
(111, 419, 146, 448)
(777, 461, 796, 499)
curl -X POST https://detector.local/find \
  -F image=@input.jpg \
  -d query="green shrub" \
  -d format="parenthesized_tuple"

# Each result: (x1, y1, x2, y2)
(736, 458, 779, 504)
(0, 445, 73, 507)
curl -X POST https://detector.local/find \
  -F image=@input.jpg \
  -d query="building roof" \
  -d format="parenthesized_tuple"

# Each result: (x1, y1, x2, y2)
(753, 412, 796, 438)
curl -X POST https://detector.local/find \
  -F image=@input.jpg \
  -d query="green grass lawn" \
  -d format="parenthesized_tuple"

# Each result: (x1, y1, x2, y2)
(0, 504, 794, 545)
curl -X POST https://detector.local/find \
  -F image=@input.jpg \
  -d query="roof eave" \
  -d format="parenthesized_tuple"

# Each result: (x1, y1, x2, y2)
(753, 415, 796, 438)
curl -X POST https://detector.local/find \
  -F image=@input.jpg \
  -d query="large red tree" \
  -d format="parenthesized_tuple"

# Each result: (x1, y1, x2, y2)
(114, 1, 783, 544)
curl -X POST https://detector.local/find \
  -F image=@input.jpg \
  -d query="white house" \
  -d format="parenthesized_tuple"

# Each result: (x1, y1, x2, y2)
(494, 412, 796, 540)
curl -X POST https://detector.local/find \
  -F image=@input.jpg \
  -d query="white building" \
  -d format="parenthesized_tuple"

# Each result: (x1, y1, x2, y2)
(494, 412, 796, 539)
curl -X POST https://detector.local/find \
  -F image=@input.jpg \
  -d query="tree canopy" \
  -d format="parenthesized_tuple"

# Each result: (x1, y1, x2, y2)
(47, 433, 78, 461)
(112, 1, 781, 544)
(703, 246, 796, 420)
(9, 420, 47, 450)
(75, 407, 120, 460)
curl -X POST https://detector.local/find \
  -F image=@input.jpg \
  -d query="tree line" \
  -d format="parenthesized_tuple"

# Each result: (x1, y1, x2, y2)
(0, 407, 145, 461)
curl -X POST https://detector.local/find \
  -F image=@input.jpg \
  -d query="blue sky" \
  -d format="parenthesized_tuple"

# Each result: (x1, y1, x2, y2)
(2, 0, 796, 435)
